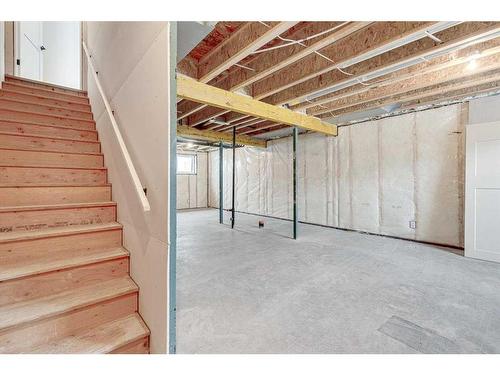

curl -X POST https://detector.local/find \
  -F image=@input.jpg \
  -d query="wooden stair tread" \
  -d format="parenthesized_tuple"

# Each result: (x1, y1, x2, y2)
(0, 277, 137, 332)
(0, 183, 111, 188)
(0, 130, 100, 144)
(29, 313, 149, 354)
(3, 79, 88, 97)
(5, 75, 88, 95)
(0, 108, 95, 124)
(0, 246, 128, 282)
(0, 147, 103, 157)
(1, 82, 89, 105)
(0, 97, 92, 115)
(0, 76, 149, 353)
(0, 165, 106, 171)
(0, 118, 95, 132)
(0, 89, 92, 107)
(0, 201, 116, 213)
(0, 222, 122, 243)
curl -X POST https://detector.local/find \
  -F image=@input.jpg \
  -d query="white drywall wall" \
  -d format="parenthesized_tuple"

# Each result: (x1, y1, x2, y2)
(85, 21, 170, 353)
(469, 95, 500, 124)
(42, 22, 81, 89)
(209, 104, 466, 247)
(177, 152, 208, 209)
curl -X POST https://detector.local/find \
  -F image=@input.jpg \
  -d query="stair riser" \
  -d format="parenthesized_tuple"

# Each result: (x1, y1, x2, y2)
(0, 293, 137, 353)
(0, 134, 100, 153)
(0, 228, 122, 257)
(0, 109, 95, 130)
(111, 336, 149, 354)
(4, 77, 87, 97)
(0, 90, 91, 112)
(0, 205, 116, 233)
(0, 186, 112, 206)
(0, 121, 98, 141)
(0, 167, 107, 186)
(0, 258, 128, 307)
(0, 100, 93, 120)
(0, 149, 103, 168)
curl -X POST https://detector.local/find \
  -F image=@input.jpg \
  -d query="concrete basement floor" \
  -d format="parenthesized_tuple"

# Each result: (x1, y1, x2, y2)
(177, 208, 500, 354)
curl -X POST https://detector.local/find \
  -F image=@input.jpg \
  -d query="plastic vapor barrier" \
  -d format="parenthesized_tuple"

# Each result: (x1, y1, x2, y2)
(208, 103, 466, 247)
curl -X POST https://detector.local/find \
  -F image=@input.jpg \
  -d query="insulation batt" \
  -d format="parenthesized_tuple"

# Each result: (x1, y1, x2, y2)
(209, 104, 465, 247)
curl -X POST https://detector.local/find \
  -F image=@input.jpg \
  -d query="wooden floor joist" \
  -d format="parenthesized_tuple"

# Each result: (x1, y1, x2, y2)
(177, 74, 337, 136)
(179, 22, 370, 125)
(178, 21, 500, 138)
(177, 124, 266, 148)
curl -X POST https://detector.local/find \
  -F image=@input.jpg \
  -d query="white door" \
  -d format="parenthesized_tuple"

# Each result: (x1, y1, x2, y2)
(42, 22, 81, 89)
(17, 22, 44, 81)
(465, 121, 500, 263)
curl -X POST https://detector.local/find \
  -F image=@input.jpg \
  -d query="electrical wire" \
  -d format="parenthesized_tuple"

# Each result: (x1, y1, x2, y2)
(252, 21, 349, 54)
(234, 63, 256, 72)
(254, 21, 389, 108)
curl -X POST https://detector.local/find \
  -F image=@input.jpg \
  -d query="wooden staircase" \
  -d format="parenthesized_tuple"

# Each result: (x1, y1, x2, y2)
(0, 75, 150, 354)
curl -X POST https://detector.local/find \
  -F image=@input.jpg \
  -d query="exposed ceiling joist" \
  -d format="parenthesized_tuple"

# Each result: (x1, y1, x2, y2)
(177, 21, 500, 139)
(327, 69, 500, 118)
(183, 22, 370, 126)
(294, 38, 500, 112)
(212, 22, 457, 127)
(178, 21, 298, 121)
(239, 121, 282, 135)
(177, 74, 337, 136)
(263, 22, 500, 107)
(177, 125, 267, 148)
(197, 21, 299, 83)
(312, 51, 500, 117)
(252, 21, 450, 101)
(178, 22, 365, 123)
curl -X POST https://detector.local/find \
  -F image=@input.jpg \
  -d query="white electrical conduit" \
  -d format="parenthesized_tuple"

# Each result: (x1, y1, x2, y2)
(82, 42, 151, 212)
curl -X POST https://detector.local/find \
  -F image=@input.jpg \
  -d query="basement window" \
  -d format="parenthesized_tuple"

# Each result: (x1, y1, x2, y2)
(177, 154, 197, 175)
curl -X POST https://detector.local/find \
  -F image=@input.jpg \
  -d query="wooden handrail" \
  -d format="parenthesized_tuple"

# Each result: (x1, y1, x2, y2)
(82, 42, 151, 212)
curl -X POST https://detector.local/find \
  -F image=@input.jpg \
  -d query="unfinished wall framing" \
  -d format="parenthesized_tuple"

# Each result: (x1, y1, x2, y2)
(209, 103, 467, 248)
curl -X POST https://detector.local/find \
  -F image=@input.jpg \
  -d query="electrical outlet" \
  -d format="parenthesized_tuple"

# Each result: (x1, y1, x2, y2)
(409, 220, 417, 229)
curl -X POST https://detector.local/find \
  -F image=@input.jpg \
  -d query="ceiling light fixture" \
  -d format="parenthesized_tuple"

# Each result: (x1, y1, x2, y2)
(467, 51, 481, 70)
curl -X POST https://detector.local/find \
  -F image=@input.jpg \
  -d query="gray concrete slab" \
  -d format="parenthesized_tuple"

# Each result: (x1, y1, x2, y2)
(177, 208, 500, 353)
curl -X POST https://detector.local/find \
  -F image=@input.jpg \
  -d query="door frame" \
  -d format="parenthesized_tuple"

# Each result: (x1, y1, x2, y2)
(13, 21, 44, 80)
